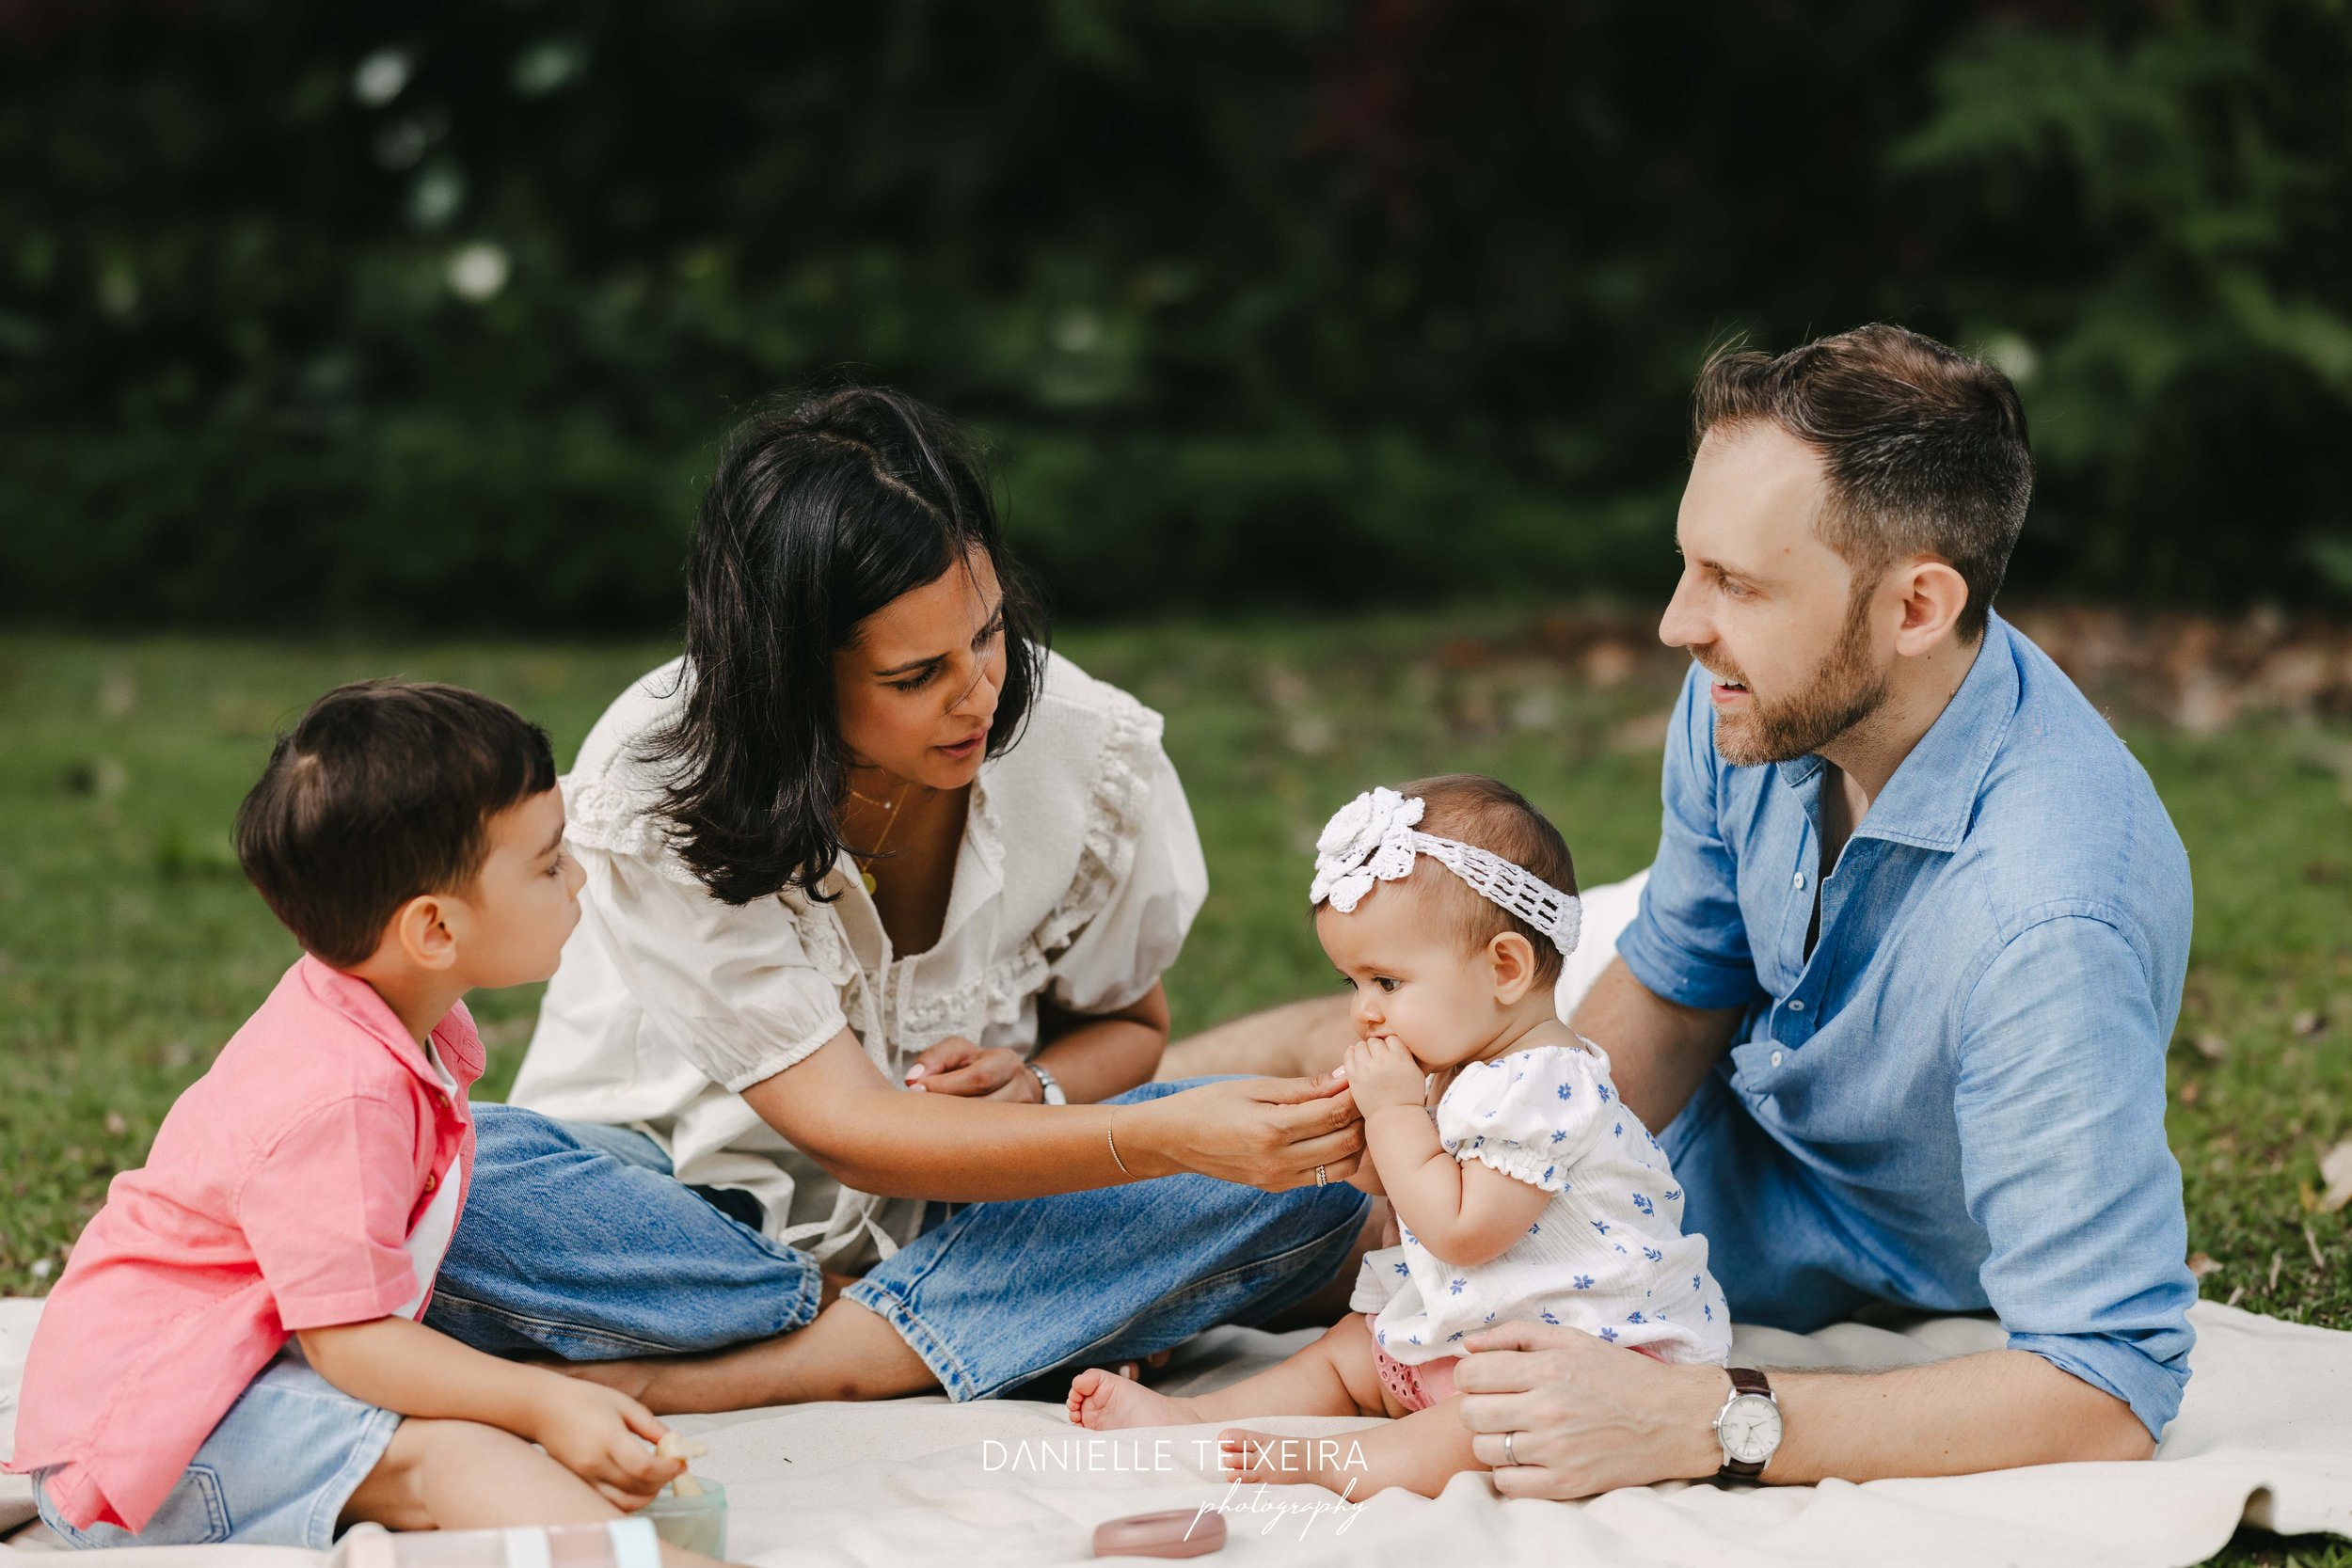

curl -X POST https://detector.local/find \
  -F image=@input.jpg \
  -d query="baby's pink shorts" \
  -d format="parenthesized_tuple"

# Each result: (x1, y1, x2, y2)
(1367, 1312, 1460, 1413)
(1366, 1310, 1667, 1413)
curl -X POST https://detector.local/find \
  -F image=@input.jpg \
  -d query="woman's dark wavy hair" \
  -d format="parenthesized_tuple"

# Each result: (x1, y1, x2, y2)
(643, 386, 1049, 906)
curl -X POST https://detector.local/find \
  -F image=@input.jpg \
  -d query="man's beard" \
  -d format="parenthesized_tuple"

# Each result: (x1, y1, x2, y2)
(1703, 585, 1888, 768)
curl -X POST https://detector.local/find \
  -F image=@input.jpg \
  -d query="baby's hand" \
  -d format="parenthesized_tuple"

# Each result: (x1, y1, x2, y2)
(1343, 1034, 1426, 1112)
(527, 1376, 682, 1511)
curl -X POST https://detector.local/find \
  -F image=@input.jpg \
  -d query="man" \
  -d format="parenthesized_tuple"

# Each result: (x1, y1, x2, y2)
(1168, 324, 2196, 1491)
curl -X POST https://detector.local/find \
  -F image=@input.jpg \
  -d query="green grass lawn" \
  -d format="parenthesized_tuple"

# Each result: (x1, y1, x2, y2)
(2, 618, 2345, 1565)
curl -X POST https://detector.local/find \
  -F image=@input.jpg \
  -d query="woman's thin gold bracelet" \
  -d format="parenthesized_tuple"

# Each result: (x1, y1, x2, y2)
(1106, 1110, 1131, 1175)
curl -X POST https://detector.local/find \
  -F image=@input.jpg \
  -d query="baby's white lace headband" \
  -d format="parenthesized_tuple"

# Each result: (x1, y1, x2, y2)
(1308, 786, 1581, 958)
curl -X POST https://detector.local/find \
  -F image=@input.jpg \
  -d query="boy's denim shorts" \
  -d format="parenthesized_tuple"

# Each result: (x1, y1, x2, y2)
(34, 1339, 400, 1551)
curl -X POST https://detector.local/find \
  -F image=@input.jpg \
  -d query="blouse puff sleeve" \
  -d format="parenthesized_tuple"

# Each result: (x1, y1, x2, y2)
(1036, 723, 1210, 1018)
(587, 843, 853, 1096)
(1435, 1044, 1611, 1196)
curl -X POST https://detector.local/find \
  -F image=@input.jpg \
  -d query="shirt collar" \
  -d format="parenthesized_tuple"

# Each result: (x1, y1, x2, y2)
(295, 955, 482, 1093)
(1772, 610, 2021, 855)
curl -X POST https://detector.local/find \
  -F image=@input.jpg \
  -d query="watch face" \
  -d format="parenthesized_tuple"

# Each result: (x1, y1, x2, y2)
(1720, 1393, 1782, 1465)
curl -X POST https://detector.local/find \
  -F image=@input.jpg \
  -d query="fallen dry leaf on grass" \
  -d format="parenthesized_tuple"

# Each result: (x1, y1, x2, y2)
(2186, 1252, 2224, 1278)
(2320, 1140, 2352, 1215)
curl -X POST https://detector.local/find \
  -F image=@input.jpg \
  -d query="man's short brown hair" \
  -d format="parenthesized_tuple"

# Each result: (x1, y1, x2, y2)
(234, 680, 556, 967)
(1692, 324, 2032, 640)
(1396, 774, 1579, 987)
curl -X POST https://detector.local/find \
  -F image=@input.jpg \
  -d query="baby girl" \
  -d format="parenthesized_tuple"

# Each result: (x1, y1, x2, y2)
(1069, 774, 1731, 1497)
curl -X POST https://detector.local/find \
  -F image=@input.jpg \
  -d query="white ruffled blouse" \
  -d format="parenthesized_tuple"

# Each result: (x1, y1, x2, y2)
(509, 651, 1209, 1271)
(1349, 1041, 1733, 1367)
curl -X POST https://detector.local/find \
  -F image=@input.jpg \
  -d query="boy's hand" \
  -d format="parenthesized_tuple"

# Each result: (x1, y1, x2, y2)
(528, 1376, 684, 1510)
(1343, 1034, 1427, 1113)
(903, 1037, 1034, 1101)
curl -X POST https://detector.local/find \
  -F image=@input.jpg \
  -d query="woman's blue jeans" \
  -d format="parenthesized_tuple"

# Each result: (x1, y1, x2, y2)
(424, 1079, 1372, 1402)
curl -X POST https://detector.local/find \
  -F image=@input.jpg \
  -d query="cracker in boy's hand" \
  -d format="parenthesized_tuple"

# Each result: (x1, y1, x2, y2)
(655, 1431, 710, 1497)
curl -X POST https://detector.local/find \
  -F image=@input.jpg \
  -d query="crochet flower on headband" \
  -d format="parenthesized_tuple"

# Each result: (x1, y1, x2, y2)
(1310, 785, 1582, 958)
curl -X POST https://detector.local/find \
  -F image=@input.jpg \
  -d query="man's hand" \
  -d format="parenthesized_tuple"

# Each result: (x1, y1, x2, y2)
(525, 1375, 687, 1511)
(1341, 1033, 1426, 1113)
(1454, 1321, 1724, 1497)
(903, 1037, 1035, 1101)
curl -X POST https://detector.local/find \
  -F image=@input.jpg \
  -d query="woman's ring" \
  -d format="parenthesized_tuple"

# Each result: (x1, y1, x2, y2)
(1503, 1431, 1520, 1466)
(1314, 1164, 1328, 1186)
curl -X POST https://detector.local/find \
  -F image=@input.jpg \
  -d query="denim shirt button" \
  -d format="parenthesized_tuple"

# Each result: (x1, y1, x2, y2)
(1788, 998, 1804, 1012)
(1794, 872, 1806, 890)
(1770, 1050, 1785, 1069)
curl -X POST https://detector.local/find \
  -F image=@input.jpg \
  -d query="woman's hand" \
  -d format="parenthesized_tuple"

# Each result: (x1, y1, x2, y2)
(1342, 1033, 1427, 1113)
(904, 1037, 1036, 1101)
(1129, 1071, 1366, 1191)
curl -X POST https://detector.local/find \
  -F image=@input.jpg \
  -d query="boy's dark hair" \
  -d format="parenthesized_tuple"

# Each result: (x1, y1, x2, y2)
(234, 680, 557, 967)
(1692, 324, 2032, 641)
(1396, 774, 1579, 987)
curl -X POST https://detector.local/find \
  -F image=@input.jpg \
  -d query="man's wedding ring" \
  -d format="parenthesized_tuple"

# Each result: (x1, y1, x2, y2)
(1314, 1164, 1328, 1186)
(1503, 1431, 1520, 1466)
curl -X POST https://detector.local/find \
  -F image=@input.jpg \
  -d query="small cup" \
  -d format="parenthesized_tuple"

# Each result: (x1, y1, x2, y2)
(1090, 1508, 1227, 1559)
(641, 1479, 728, 1560)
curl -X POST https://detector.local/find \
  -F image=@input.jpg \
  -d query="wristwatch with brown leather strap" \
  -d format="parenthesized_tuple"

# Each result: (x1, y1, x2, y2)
(1711, 1367, 1783, 1481)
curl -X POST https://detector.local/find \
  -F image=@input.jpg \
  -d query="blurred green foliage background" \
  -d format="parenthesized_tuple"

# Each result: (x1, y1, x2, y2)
(4, 0, 2349, 631)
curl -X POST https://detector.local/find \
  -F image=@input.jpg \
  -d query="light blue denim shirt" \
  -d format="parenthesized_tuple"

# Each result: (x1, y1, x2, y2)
(1615, 610, 2198, 1439)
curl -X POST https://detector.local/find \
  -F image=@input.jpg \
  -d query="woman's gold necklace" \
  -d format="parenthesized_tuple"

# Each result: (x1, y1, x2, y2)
(847, 778, 913, 896)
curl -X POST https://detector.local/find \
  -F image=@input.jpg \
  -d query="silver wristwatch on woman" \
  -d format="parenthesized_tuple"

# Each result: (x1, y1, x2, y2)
(1026, 1062, 1067, 1105)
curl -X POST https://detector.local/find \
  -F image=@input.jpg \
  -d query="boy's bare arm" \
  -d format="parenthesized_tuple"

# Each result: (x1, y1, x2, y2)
(298, 1317, 680, 1503)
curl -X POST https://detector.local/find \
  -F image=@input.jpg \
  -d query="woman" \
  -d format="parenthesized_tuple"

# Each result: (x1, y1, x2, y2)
(425, 387, 1375, 1409)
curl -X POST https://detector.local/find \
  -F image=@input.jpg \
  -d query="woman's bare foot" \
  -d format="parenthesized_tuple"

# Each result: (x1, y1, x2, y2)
(554, 1357, 662, 1402)
(1066, 1368, 1204, 1429)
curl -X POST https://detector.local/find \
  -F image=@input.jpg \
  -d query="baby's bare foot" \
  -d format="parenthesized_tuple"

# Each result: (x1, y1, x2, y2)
(1217, 1427, 1362, 1496)
(1066, 1368, 1200, 1429)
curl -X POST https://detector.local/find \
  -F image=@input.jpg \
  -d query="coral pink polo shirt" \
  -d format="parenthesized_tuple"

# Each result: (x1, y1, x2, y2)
(4, 957, 482, 1533)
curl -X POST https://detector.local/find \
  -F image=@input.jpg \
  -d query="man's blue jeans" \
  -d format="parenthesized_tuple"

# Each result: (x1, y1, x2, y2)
(425, 1080, 1372, 1402)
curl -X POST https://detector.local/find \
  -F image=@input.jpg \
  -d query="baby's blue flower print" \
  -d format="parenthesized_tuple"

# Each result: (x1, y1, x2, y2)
(1393, 1259, 1411, 1277)
(1484, 1310, 1497, 1323)
(1377, 1328, 1388, 1345)
(1613, 1243, 1627, 1255)
(1449, 1277, 1467, 1296)
(1528, 1222, 1542, 1236)
(1627, 1310, 1646, 1324)
(1542, 1164, 1556, 1183)
(1599, 1327, 1618, 1343)
(1513, 1071, 1524, 1083)
(1692, 1275, 1702, 1291)
(1549, 1129, 1567, 1144)
(1572, 1275, 1594, 1291)
(1590, 1218, 1610, 1235)
(1597, 1084, 1613, 1104)
(1449, 1330, 1466, 1342)
(1442, 1137, 1457, 1151)
(1664, 1188, 1681, 1202)
(1409, 1333, 1422, 1345)
(1703, 1303, 1714, 1323)
(1555, 1083, 1573, 1101)
(1643, 1246, 1663, 1262)
(1541, 1310, 1561, 1325)
(1632, 1193, 1654, 1216)
(1613, 1121, 1624, 1138)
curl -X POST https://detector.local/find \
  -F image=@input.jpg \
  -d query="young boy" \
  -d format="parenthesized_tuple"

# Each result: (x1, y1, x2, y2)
(5, 680, 697, 1551)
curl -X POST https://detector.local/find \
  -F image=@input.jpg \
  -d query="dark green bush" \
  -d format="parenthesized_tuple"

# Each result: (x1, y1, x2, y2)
(2, 0, 2346, 630)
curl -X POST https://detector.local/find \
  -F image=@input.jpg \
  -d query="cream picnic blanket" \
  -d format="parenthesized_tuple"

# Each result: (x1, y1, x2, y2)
(3, 1297, 2345, 1566)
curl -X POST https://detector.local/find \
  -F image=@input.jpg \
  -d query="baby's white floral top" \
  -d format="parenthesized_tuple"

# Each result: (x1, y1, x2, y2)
(509, 652, 1208, 1271)
(1350, 1040, 1734, 1367)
